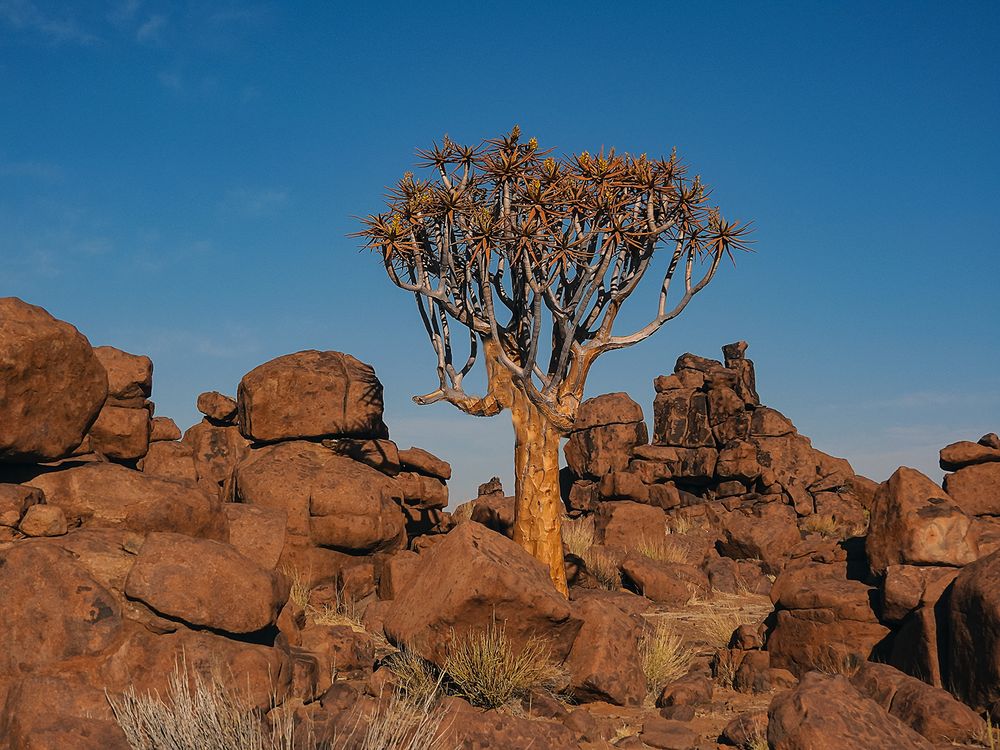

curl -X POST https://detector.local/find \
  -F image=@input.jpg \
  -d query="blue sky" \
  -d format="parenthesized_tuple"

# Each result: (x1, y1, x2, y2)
(2, 1, 998, 503)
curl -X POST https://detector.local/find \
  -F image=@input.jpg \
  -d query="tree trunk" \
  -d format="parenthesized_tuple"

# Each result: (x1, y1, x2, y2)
(510, 389, 569, 597)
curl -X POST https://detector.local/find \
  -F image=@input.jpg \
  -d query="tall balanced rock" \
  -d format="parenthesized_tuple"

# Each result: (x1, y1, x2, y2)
(0, 298, 108, 462)
(237, 350, 387, 442)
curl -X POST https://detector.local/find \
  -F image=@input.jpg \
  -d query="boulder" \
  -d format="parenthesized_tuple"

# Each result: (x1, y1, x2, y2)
(93, 346, 152, 401)
(137, 440, 198, 482)
(850, 662, 981, 743)
(87, 404, 151, 461)
(149, 416, 182, 442)
(767, 672, 935, 750)
(397, 446, 451, 480)
(766, 565, 889, 676)
(652, 389, 713, 448)
(717, 503, 801, 573)
(181, 419, 250, 497)
(382, 522, 581, 666)
(196, 390, 238, 424)
(237, 350, 387, 442)
(0, 483, 41, 527)
(565, 393, 648, 479)
(469, 494, 515, 537)
(233, 440, 406, 554)
(595, 501, 666, 549)
(940, 439, 1000, 472)
(0, 298, 108, 462)
(323, 437, 401, 475)
(223, 503, 286, 571)
(564, 598, 646, 705)
(944, 462, 1000, 517)
(28, 462, 227, 539)
(620, 554, 698, 606)
(0, 543, 123, 674)
(948, 549, 1000, 711)
(639, 717, 699, 749)
(124, 531, 287, 634)
(19, 504, 67, 536)
(866, 467, 978, 575)
(395, 471, 448, 509)
(437, 696, 578, 749)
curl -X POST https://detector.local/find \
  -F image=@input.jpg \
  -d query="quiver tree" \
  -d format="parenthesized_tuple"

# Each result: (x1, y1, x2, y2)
(356, 127, 751, 595)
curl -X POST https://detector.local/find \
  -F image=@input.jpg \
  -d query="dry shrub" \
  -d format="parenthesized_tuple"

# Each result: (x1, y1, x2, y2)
(443, 620, 565, 708)
(581, 547, 621, 590)
(974, 716, 1000, 750)
(744, 724, 768, 750)
(336, 691, 452, 750)
(561, 518, 595, 558)
(108, 661, 293, 750)
(801, 514, 839, 537)
(639, 621, 691, 696)
(667, 515, 694, 534)
(634, 534, 688, 564)
(283, 566, 310, 610)
(811, 648, 864, 677)
(383, 647, 441, 705)
(308, 590, 365, 632)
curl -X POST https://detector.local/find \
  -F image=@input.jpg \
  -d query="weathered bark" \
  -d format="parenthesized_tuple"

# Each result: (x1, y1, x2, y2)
(511, 388, 569, 597)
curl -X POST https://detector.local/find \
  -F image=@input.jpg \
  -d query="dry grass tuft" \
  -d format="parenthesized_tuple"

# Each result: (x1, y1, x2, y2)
(284, 566, 310, 610)
(667, 515, 694, 534)
(336, 691, 453, 750)
(561, 518, 595, 558)
(974, 716, 1000, 749)
(581, 547, 621, 590)
(443, 620, 565, 709)
(701, 611, 752, 648)
(744, 723, 768, 750)
(108, 660, 293, 750)
(639, 621, 692, 697)
(801, 514, 840, 538)
(383, 647, 441, 706)
(308, 590, 365, 633)
(634, 533, 688, 564)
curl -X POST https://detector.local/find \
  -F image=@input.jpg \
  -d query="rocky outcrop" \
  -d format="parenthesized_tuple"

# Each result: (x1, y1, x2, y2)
(0, 297, 107, 462)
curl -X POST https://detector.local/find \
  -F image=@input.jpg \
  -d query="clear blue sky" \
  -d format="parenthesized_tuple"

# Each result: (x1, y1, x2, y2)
(2, 1, 998, 503)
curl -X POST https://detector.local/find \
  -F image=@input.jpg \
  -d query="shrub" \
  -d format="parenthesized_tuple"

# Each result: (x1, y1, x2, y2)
(634, 534, 688, 564)
(336, 691, 452, 750)
(639, 621, 691, 696)
(443, 620, 565, 708)
(581, 547, 621, 590)
(383, 646, 441, 705)
(561, 518, 595, 558)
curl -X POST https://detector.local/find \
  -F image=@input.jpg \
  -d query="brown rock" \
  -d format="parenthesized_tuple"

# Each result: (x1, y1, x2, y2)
(196, 390, 238, 424)
(620, 554, 698, 606)
(125, 532, 287, 634)
(565, 393, 647, 479)
(767, 565, 889, 676)
(93, 345, 152, 401)
(866, 466, 978, 575)
(181, 419, 250, 497)
(237, 350, 387, 442)
(395, 471, 448, 509)
(750, 407, 796, 437)
(437, 696, 579, 749)
(598, 471, 649, 503)
(652, 389, 713, 448)
(940, 440, 1000, 472)
(721, 711, 768, 749)
(630, 445, 718, 483)
(149, 416, 182, 442)
(639, 717, 698, 749)
(87, 403, 151, 461)
(948, 549, 1000, 711)
(982, 433, 1000, 449)
(300, 623, 375, 684)
(223, 503, 286, 571)
(382, 522, 581, 666)
(0, 483, 42, 527)
(323, 437, 401, 475)
(718, 504, 801, 573)
(18, 503, 67, 536)
(397, 446, 451, 480)
(944, 462, 1000, 516)
(469, 494, 515, 537)
(138, 440, 198, 482)
(0, 298, 108, 462)
(767, 672, 934, 749)
(850, 662, 981, 743)
(564, 598, 646, 705)
(657, 673, 713, 706)
(0, 543, 123, 674)
(28, 462, 227, 539)
(595, 501, 666, 548)
(377, 550, 421, 600)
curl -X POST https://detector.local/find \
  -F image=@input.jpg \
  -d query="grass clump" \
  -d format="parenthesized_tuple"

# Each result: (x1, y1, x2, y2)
(701, 611, 751, 648)
(561, 518, 595, 558)
(581, 547, 621, 590)
(443, 620, 565, 708)
(108, 662, 293, 750)
(337, 691, 452, 750)
(639, 621, 691, 696)
(383, 647, 441, 706)
(801, 514, 840, 537)
(974, 716, 1000, 749)
(634, 534, 688, 564)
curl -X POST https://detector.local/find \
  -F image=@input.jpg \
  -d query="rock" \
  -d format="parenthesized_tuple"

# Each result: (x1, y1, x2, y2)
(28, 462, 227, 539)
(437, 696, 579, 749)
(620, 554, 697, 606)
(595, 501, 666, 548)
(395, 471, 448, 509)
(0, 483, 42, 527)
(716, 440, 762, 483)
(137, 440, 198, 482)
(880, 564, 958, 624)
(630, 445, 718, 483)
(0, 298, 108, 462)
(850, 662, 981, 743)
(718, 504, 801, 573)
(750, 407, 796, 437)
(469, 494, 515, 537)
(767, 672, 935, 749)
(382, 522, 581, 666)
(948, 549, 1000, 711)
(639, 717, 699, 749)
(941, 440, 1000, 472)
(721, 711, 768, 749)
(300, 624, 375, 684)
(0, 543, 123, 674)
(866, 466, 978, 575)
(597, 471, 649, 503)
(323, 438, 401, 475)
(564, 598, 646, 705)
(181, 419, 250, 497)
(237, 350, 388, 442)
(657, 673, 713, 706)
(376, 550, 421, 600)
(223, 503, 286, 571)
(18, 503, 67, 536)
(87, 404, 150, 461)
(652, 388, 713, 448)
(124, 532, 287, 634)
(944, 462, 1000, 517)
(93, 346, 152, 401)
(398, 446, 452, 480)
(196, 390, 238, 424)
(767, 565, 889, 676)
(982, 433, 1000, 449)
(566, 393, 648, 479)
(149, 416, 182, 442)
